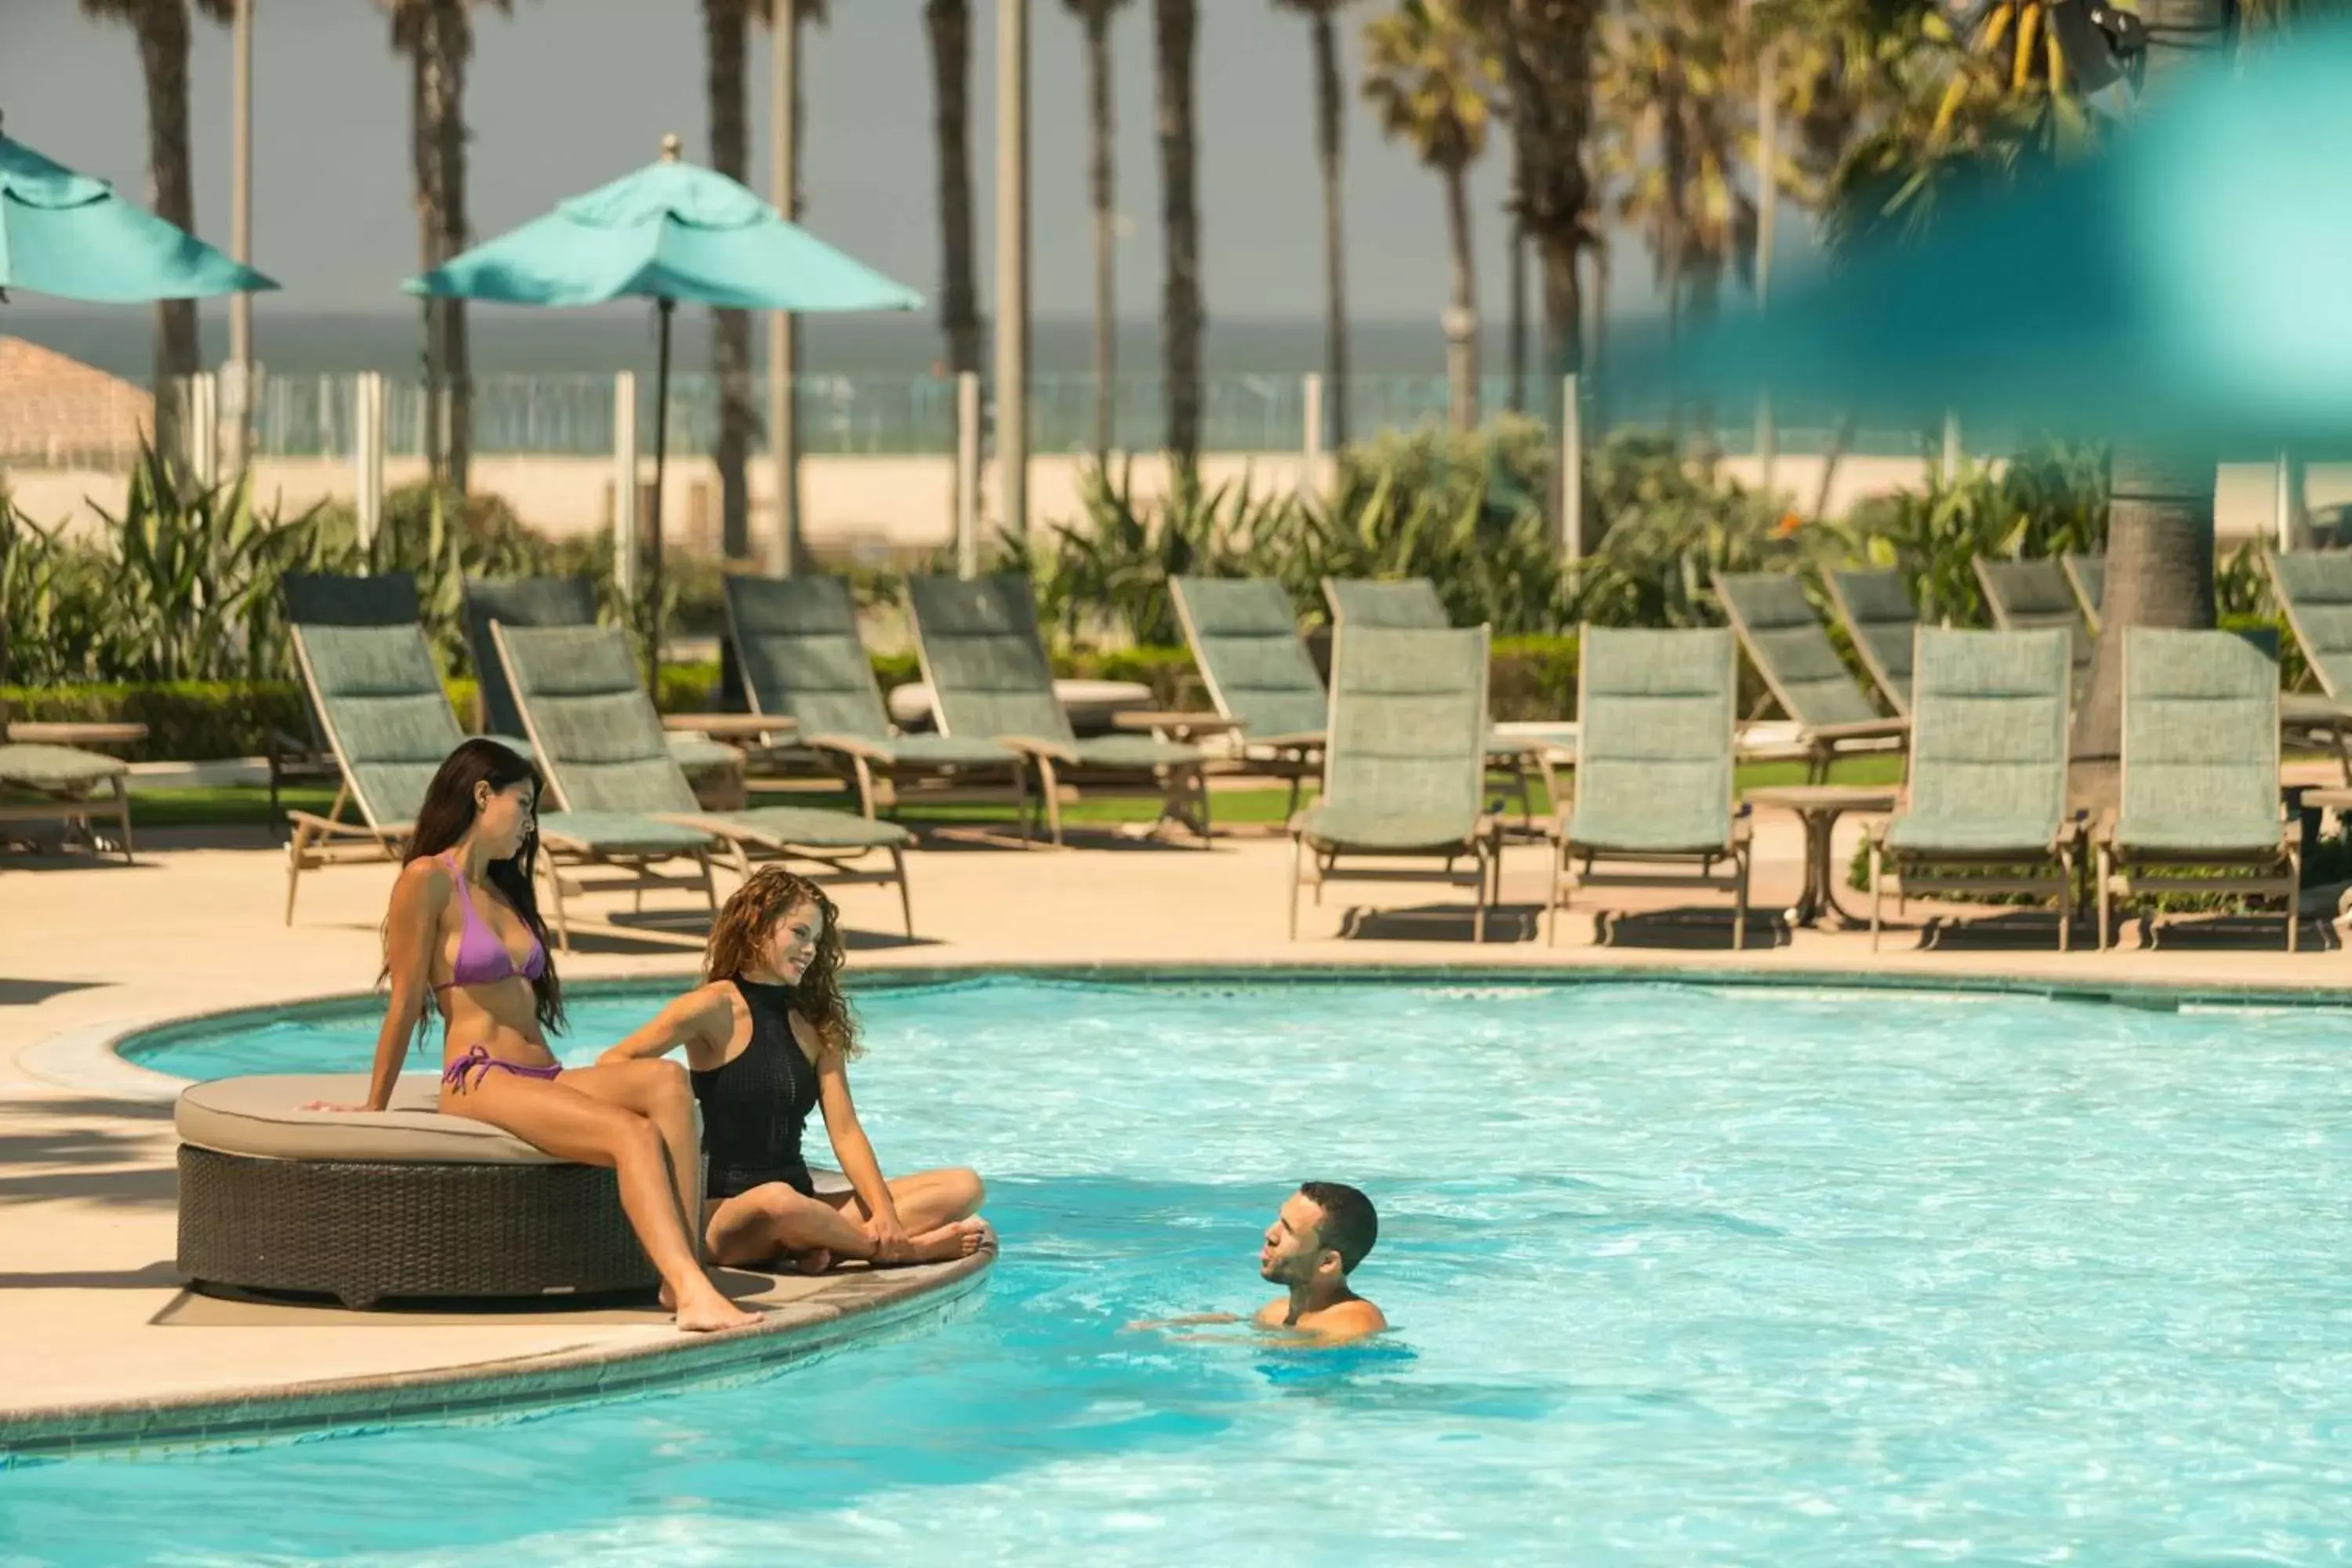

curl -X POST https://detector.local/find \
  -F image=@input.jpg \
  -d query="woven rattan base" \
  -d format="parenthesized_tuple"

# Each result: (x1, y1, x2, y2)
(176, 1145, 657, 1309)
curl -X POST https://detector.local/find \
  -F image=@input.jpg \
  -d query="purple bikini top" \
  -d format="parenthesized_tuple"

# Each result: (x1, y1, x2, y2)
(434, 854, 547, 992)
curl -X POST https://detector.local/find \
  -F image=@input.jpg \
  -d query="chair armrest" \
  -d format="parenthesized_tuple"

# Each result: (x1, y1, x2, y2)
(1803, 717, 1909, 745)
(804, 733, 895, 763)
(999, 735, 1080, 765)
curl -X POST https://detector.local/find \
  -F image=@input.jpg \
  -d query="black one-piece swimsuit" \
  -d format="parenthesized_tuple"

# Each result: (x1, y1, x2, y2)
(693, 977, 819, 1200)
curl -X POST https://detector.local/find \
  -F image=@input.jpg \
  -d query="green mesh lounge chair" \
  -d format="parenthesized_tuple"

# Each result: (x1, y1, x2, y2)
(1713, 572, 1907, 782)
(904, 575, 1208, 848)
(0, 730, 132, 864)
(2062, 554, 2106, 631)
(2260, 550, 2352, 782)
(1549, 627, 1751, 949)
(462, 575, 743, 778)
(1866, 628, 2081, 951)
(492, 622, 916, 934)
(1170, 575, 1328, 813)
(1320, 575, 1553, 819)
(271, 572, 427, 828)
(1825, 568, 1920, 717)
(724, 574, 1025, 822)
(1974, 557, 2093, 691)
(287, 621, 719, 937)
(2095, 628, 2298, 951)
(1289, 625, 1499, 940)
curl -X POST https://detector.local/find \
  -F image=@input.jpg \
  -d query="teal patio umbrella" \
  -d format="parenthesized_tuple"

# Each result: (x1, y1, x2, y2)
(1618, 22, 2352, 456)
(0, 124, 277, 300)
(405, 136, 922, 667)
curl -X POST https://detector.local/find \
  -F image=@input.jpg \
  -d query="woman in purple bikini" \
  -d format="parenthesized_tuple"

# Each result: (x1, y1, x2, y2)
(319, 740, 756, 1333)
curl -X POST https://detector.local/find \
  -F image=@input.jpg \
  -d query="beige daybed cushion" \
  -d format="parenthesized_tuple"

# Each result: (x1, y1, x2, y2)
(176, 1073, 565, 1164)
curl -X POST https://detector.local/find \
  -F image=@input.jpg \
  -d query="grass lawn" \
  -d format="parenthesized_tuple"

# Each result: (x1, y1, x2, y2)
(123, 754, 1909, 833)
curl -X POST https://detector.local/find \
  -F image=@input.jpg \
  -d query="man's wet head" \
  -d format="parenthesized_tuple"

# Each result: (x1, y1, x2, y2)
(1259, 1181, 1377, 1287)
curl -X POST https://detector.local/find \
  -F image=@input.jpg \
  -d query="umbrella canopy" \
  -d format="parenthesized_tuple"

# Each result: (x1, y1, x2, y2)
(0, 131, 277, 302)
(404, 147, 922, 313)
(1621, 24, 2352, 456)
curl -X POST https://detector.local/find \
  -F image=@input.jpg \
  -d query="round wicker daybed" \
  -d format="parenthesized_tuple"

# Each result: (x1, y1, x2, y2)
(175, 1073, 658, 1309)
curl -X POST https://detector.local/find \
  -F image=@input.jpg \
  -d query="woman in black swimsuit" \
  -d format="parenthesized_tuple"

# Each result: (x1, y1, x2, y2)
(601, 867, 991, 1270)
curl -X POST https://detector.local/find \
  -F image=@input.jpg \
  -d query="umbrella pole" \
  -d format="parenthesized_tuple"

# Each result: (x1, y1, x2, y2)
(648, 296, 673, 706)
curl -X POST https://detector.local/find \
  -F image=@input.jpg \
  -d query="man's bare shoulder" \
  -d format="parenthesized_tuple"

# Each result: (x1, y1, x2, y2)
(1256, 1296, 1388, 1342)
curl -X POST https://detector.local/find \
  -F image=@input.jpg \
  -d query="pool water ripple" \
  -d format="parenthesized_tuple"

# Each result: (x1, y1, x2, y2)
(5, 978, 2349, 1563)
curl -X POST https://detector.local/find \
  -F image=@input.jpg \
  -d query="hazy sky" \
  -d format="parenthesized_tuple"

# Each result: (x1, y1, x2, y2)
(0, 0, 1751, 325)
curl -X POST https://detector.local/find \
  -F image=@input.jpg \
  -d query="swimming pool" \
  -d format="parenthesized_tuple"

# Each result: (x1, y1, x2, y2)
(13, 974, 2352, 1563)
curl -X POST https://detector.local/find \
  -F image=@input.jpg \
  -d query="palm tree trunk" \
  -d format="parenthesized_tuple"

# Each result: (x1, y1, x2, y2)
(925, 0, 982, 498)
(706, 0, 753, 561)
(434, 0, 473, 496)
(2067, 0, 2233, 808)
(132, 1, 198, 468)
(1154, 0, 1203, 466)
(1507, 210, 1526, 416)
(1309, 6, 1347, 450)
(1442, 158, 1477, 433)
(1081, 2, 1116, 456)
(409, 14, 446, 488)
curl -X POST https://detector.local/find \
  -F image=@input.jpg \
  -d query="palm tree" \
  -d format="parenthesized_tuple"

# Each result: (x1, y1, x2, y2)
(1275, 0, 1358, 450)
(79, 0, 234, 466)
(1154, 0, 1203, 466)
(1459, 0, 1601, 548)
(1065, 0, 1131, 456)
(702, 0, 824, 565)
(387, 0, 511, 495)
(1363, 0, 1500, 432)
(924, 2, 982, 392)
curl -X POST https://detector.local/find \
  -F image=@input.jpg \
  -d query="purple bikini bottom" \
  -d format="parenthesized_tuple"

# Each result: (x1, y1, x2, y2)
(441, 1044, 563, 1094)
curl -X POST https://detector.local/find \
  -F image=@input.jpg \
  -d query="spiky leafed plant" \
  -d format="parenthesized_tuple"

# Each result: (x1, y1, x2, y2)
(1363, 0, 1502, 432)
(1063, 0, 1134, 456)
(77, 0, 235, 463)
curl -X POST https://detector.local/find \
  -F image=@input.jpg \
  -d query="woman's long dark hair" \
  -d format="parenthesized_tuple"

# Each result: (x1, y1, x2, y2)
(386, 739, 565, 1033)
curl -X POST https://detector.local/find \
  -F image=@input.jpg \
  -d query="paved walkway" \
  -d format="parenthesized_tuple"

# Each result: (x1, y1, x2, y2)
(2, 808, 2342, 1428)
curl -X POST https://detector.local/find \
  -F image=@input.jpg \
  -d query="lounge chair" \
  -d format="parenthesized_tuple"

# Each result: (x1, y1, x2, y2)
(271, 572, 428, 828)
(903, 575, 1209, 848)
(1825, 568, 1920, 717)
(1713, 571, 1908, 782)
(2260, 549, 2352, 782)
(1320, 575, 1552, 818)
(2062, 554, 2105, 631)
(0, 731, 132, 863)
(285, 620, 720, 934)
(724, 573, 1025, 822)
(1290, 624, 1500, 940)
(1974, 557, 2092, 690)
(1170, 575, 1332, 815)
(492, 622, 917, 935)
(1548, 626, 1752, 948)
(461, 575, 741, 779)
(2094, 627, 2298, 950)
(1866, 628, 2081, 950)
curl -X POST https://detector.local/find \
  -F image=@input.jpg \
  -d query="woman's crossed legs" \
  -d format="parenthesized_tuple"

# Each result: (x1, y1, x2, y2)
(706, 1166, 991, 1272)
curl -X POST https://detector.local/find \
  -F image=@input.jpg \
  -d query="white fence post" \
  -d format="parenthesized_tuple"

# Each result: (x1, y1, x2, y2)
(1301, 372, 1324, 497)
(1942, 412, 1963, 484)
(354, 372, 386, 555)
(1561, 374, 1584, 563)
(2278, 450, 2310, 550)
(956, 370, 982, 579)
(613, 371, 639, 602)
(188, 372, 220, 489)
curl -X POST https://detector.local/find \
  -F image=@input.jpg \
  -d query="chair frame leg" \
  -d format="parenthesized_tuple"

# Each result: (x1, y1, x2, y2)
(2096, 844, 2114, 952)
(1288, 834, 1305, 939)
(540, 851, 574, 953)
(1036, 757, 1067, 849)
(1732, 843, 1751, 951)
(283, 817, 314, 926)
(1869, 841, 1885, 951)
(891, 845, 916, 938)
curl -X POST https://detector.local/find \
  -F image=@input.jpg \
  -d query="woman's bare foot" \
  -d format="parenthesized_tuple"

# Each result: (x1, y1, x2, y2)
(667, 1279, 760, 1332)
(886, 1218, 993, 1265)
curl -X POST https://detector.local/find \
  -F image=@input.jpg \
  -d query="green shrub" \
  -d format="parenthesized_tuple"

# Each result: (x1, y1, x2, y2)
(1, 681, 310, 760)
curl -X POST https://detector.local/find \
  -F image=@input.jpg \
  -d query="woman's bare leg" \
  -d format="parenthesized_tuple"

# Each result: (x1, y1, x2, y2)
(706, 1169, 989, 1271)
(445, 1075, 756, 1332)
(561, 1060, 703, 1254)
(819, 1167, 987, 1235)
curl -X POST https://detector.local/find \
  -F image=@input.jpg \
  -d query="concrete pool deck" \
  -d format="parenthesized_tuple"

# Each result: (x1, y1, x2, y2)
(3, 808, 2347, 1454)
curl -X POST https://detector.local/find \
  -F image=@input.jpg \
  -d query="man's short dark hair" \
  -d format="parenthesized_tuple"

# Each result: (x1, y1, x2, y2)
(1298, 1181, 1377, 1274)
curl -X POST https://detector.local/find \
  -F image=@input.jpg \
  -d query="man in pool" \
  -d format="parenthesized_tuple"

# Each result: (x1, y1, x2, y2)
(1131, 1181, 1388, 1344)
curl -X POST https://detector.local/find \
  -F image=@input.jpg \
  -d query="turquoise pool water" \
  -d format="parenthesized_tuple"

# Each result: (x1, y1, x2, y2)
(13, 975, 2352, 1563)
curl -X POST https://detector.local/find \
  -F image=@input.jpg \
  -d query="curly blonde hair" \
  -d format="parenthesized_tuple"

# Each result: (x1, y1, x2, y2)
(702, 868, 861, 1060)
